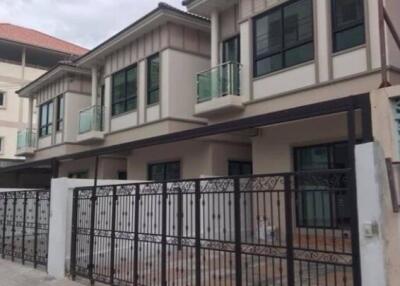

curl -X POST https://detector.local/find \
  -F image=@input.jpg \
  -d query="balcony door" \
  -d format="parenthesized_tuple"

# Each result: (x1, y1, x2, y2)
(222, 36, 240, 63)
(221, 36, 240, 97)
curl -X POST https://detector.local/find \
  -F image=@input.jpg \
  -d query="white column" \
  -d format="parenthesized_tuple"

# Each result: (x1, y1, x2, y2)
(91, 66, 98, 106)
(21, 47, 26, 80)
(28, 97, 33, 131)
(211, 9, 220, 67)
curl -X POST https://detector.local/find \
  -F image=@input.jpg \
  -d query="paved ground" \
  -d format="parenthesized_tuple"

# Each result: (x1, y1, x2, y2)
(0, 259, 88, 286)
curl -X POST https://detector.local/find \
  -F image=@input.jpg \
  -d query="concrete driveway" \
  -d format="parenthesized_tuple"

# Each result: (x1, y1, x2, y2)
(0, 259, 87, 286)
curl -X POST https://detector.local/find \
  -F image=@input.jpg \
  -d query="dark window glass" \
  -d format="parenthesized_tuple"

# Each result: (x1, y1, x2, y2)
(228, 161, 253, 176)
(56, 95, 64, 131)
(147, 54, 160, 105)
(332, 0, 365, 52)
(148, 161, 180, 181)
(294, 142, 350, 229)
(39, 101, 53, 137)
(68, 171, 89, 179)
(112, 66, 137, 116)
(254, 0, 313, 77)
(118, 171, 127, 180)
(0, 92, 4, 106)
(0, 137, 3, 153)
(223, 36, 240, 63)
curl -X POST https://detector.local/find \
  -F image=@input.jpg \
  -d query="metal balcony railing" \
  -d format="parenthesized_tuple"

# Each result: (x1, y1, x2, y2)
(17, 129, 37, 150)
(197, 61, 241, 103)
(79, 105, 104, 134)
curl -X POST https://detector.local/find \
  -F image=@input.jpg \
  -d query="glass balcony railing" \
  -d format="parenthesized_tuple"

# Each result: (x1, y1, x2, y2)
(17, 129, 37, 150)
(197, 61, 241, 103)
(79, 105, 104, 134)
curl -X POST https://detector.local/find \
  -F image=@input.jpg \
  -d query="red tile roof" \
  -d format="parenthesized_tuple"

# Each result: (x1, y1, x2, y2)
(0, 23, 88, 55)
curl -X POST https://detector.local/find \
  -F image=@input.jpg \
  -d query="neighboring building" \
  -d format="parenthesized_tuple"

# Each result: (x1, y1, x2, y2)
(0, 23, 87, 167)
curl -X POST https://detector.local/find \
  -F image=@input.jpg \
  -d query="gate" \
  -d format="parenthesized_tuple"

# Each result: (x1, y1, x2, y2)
(0, 190, 50, 268)
(71, 169, 359, 285)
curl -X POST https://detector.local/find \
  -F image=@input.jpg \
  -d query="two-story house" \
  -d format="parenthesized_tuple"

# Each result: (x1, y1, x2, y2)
(4, 0, 400, 185)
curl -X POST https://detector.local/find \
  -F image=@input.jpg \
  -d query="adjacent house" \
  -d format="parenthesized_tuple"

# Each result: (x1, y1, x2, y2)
(0, 23, 87, 168)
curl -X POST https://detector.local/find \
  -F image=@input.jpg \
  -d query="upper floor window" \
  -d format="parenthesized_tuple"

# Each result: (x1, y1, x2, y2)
(0, 92, 4, 107)
(147, 54, 160, 105)
(223, 36, 240, 63)
(332, 0, 365, 53)
(39, 101, 53, 137)
(254, 0, 314, 77)
(56, 95, 64, 131)
(112, 65, 137, 116)
(148, 161, 180, 181)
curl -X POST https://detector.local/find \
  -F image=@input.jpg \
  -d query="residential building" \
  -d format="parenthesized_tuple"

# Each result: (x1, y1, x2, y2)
(0, 23, 87, 168)
(1, 1, 400, 285)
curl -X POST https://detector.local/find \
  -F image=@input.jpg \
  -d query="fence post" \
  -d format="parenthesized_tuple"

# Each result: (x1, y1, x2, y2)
(109, 186, 117, 285)
(195, 180, 201, 286)
(1, 193, 7, 259)
(11, 193, 17, 261)
(233, 177, 242, 286)
(133, 185, 140, 285)
(88, 186, 97, 285)
(33, 191, 39, 268)
(22, 192, 27, 264)
(284, 175, 295, 286)
(161, 182, 167, 286)
(70, 189, 79, 280)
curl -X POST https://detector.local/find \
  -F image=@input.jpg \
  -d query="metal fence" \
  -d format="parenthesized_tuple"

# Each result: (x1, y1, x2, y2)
(71, 170, 359, 286)
(0, 190, 50, 268)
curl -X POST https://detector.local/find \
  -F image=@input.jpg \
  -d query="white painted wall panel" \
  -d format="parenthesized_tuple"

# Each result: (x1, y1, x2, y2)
(333, 48, 367, 79)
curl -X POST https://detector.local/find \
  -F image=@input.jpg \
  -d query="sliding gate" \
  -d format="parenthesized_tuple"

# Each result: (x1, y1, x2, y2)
(71, 170, 360, 285)
(0, 190, 50, 267)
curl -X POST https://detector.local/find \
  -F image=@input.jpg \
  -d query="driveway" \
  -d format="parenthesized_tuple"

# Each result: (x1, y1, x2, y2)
(0, 259, 88, 286)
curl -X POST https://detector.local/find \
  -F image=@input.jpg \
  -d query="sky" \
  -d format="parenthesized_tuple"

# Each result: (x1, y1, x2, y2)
(0, 0, 185, 49)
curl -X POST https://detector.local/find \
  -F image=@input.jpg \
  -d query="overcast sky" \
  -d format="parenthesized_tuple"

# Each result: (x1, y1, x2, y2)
(0, 0, 185, 49)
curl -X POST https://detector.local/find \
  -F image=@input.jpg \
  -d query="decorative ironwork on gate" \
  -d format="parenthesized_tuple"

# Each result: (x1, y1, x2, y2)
(0, 190, 50, 268)
(70, 169, 360, 286)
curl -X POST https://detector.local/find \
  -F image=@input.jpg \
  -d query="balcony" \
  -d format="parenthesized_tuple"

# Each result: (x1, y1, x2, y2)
(195, 62, 243, 117)
(76, 105, 105, 144)
(16, 129, 37, 156)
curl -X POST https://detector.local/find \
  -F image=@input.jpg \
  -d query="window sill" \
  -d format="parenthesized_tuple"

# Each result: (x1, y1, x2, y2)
(332, 44, 366, 57)
(253, 60, 315, 82)
(111, 108, 138, 119)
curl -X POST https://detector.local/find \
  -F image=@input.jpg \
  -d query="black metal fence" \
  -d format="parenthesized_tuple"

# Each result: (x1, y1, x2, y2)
(0, 190, 50, 268)
(71, 170, 359, 286)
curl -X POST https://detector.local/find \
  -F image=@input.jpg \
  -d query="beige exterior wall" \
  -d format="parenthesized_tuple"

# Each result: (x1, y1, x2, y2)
(0, 60, 46, 161)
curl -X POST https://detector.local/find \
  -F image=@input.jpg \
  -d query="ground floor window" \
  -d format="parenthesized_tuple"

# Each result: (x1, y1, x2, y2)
(68, 171, 89, 179)
(148, 161, 180, 181)
(118, 171, 127, 180)
(294, 142, 351, 228)
(228, 160, 253, 176)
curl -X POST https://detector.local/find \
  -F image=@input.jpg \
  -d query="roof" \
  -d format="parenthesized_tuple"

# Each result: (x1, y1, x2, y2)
(75, 2, 209, 66)
(0, 23, 88, 55)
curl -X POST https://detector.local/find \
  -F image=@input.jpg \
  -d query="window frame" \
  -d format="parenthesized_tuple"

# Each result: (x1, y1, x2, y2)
(147, 53, 160, 106)
(147, 161, 181, 181)
(0, 91, 5, 108)
(228, 160, 253, 176)
(111, 64, 138, 116)
(39, 100, 53, 138)
(252, 0, 314, 77)
(222, 35, 241, 63)
(331, 0, 365, 53)
(293, 141, 351, 230)
(56, 95, 64, 132)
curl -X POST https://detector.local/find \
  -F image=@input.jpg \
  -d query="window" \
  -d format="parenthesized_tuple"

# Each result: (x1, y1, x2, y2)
(294, 142, 350, 228)
(56, 95, 64, 131)
(0, 137, 3, 154)
(253, 0, 314, 77)
(223, 36, 240, 63)
(68, 171, 89, 179)
(39, 101, 53, 137)
(118, 171, 127, 180)
(0, 92, 4, 107)
(148, 161, 180, 181)
(112, 65, 137, 116)
(147, 54, 160, 105)
(332, 0, 365, 52)
(228, 161, 253, 176)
